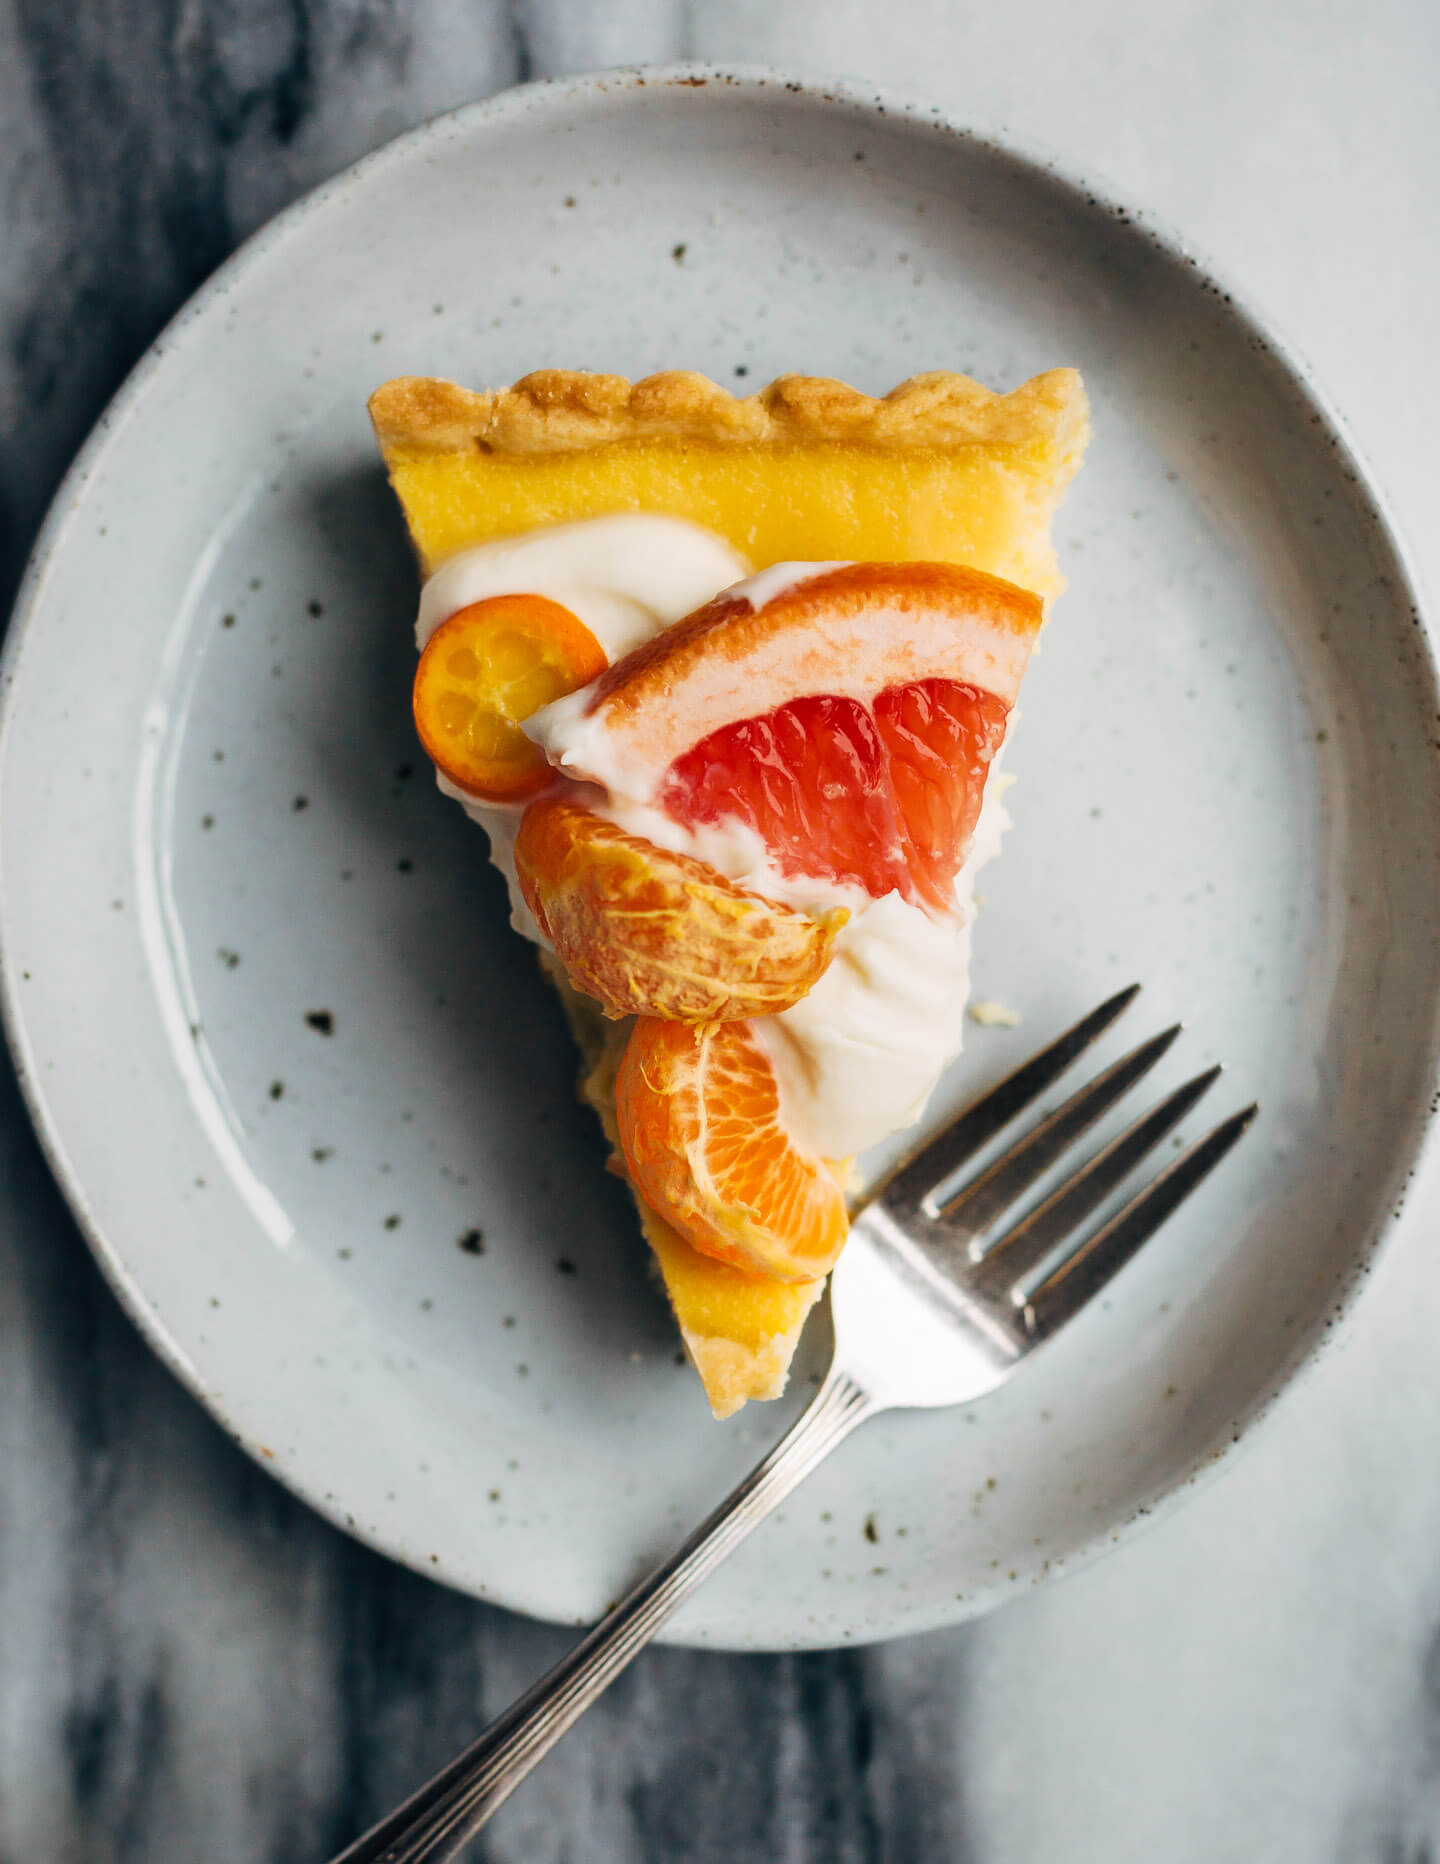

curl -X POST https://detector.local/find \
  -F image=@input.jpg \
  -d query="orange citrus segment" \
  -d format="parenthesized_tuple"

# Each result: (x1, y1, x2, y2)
(616, 1017, 849, 1283)
(412, 594, 607, 800)
(514, 795, 847, 1023)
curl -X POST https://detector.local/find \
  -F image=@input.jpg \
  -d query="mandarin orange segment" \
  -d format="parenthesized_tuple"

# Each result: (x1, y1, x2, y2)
(616, 1017, 849, 1284)
(412, 594, 607, 800)
(515, 795, 847, 1023)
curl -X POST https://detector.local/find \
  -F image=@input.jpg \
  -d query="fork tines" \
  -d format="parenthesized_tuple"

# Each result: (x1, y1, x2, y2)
(1021, 1101, 1257, 1336)
(868, 985, 1257, 1337)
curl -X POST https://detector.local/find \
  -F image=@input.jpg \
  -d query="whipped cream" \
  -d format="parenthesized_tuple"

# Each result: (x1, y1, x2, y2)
(415, 521, 1010, 1167)
(415, 514, 749, 660)
(732, 559, 851, 611)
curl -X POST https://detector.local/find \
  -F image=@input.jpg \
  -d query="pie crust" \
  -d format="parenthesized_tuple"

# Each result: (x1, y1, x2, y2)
(369, 366, 1087, 455)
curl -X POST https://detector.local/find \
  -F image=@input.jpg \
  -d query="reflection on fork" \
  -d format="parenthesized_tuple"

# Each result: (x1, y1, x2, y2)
(334, 984, 1256, 1864)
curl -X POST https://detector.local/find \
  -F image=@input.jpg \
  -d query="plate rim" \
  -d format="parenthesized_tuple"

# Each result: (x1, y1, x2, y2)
(3, 61, 1438, 1649)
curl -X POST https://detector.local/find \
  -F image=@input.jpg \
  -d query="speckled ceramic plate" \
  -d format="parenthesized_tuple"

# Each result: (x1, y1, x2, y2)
(3, 68, 1438, 1651)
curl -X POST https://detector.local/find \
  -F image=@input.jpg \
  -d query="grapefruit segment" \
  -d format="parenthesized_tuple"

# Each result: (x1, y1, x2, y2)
(616, 1017, 850, 1284)
(413, 594, 607, 800)
(662, 676, 1010, 910)
(513, 794, 847, 1023)
(533, 561, 1041, 797)
(877, 679, 1010, 904)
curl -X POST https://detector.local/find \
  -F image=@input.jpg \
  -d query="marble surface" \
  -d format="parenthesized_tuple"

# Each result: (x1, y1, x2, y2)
(2, 2, 1439, 1858)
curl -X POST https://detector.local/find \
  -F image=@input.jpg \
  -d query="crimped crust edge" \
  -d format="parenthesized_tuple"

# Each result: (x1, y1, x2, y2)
(369, 367, 1088, 457)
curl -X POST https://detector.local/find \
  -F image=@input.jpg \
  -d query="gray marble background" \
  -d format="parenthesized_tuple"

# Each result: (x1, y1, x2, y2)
(3, 3, 1440, 1860)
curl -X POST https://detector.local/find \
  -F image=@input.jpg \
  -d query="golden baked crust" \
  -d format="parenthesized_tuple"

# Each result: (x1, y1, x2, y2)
(369, 367, 1088, 458)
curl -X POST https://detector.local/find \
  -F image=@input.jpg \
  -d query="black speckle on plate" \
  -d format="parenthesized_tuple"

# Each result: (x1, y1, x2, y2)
(305, 1010, 334, 1035)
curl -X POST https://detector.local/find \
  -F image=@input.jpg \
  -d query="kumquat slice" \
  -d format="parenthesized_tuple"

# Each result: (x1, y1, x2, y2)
(412, 594, 607, 801)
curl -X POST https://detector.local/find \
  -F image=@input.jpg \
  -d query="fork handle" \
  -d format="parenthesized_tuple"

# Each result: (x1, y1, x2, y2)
(331, 1368, 875, 1863)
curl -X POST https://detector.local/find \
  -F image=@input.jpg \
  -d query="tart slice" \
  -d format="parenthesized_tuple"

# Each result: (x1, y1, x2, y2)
(371, 367, 1089, 1417)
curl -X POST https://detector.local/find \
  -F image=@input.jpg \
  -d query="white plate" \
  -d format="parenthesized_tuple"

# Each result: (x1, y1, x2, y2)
(4, 68, 1438, 1651)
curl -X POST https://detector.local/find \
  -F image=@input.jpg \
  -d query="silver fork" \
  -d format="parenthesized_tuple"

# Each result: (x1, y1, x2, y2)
(332, 985, 1255, 1864)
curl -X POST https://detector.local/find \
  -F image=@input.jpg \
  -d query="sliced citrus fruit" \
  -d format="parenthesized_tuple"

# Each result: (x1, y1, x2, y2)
(530, 562, 1039, 907)
(514, 794, 847, 1023)
(663, 679, 1009, 910)
(412, 594, 607, 800)
(615, 1016, 849, 1283)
